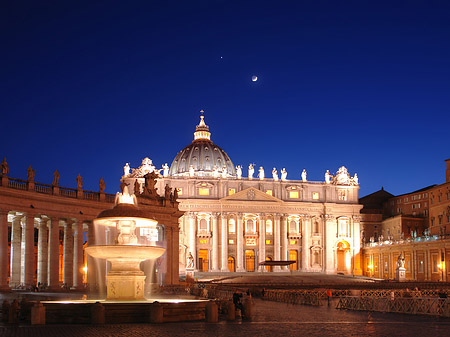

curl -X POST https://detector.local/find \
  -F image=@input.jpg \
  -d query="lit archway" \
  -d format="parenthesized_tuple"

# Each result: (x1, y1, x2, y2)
(336, 240, 351, 273)
(265, 256, 273, 272)
(245, 250, 255, 272)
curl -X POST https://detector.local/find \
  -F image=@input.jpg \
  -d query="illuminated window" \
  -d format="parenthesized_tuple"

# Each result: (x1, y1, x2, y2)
(228, 188, 235, 196)
(228, 239, 235, 244)
(246, 219, 256, 233)
(198, 219, 208, 232)
(265, 220, 273, 235)
(289, 191, 299, 199)
(199, 239, 207, 244)
(312, 192, 319, 200)
(199, 188, 210, 196)
(290, 240, 297, 245)
(338, 218, 349, 237)
(228, 219, 235, 233)
(228, 256, 235, 272)
(338, 190, 347, 201)
(266, 239, 272, 244)
(266, 190, 273, 196)
(289, 220, 297, 233)
(289, 250, 298, 270)
(176, 188, 182, 196)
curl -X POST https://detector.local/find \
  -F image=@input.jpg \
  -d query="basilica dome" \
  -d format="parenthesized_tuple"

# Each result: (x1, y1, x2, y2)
(169, 114, 236, 177)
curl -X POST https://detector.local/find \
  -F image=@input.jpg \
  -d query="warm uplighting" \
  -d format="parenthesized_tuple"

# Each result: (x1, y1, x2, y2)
(367, 264, 373, 270)
(83, 265, 88, 274)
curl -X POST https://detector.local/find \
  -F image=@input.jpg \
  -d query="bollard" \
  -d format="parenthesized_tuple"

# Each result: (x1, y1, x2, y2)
(150, 301, 164, 323)
(205, 300, 218, 323)
(91, 301, 105, 324)
(8, 300, 19, 324)
(2, 300, 10, 323)
(242, 297, 253, 320)
(31, 301, 46, 325)
(226, 301, 235, 321)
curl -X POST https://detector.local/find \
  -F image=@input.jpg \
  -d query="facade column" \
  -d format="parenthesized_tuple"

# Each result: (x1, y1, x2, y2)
(273, 214, 281, 271)
(48, 217, 60, 290)
(0, 210, 9, 290)
(236, 213, 244, 272)
(37, 218, 49, 285)
(301, 215, 311, 271)
(24, 213, 36, 287)
(281, 215, 288, 270)
(171, 225, 180, 285)
(10, 215, 22, 287)
(73, 219, 84, 289)
(211, 213, 219, 272)
(352, 216, 362, 275)
(220, 213, 228, 272)
(188, 213, 197, 270)
(63, 220, 74, 287)
(86, 222, 97, 289)
(258, 214, 266, 271)
(165, 226, 173, 285)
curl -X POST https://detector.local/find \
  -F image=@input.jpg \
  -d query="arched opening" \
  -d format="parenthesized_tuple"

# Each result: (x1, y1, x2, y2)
(289, 250, 298, 270)
(265, 256, 273, 272)
(198, 249, 209, 272)
(228, 256, 235, 272)
(245, 250, 255, 272)
(336, 241, 351, 273)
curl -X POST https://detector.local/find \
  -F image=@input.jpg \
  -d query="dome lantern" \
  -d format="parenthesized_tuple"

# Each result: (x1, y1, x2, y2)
(193, 111, 211, 142)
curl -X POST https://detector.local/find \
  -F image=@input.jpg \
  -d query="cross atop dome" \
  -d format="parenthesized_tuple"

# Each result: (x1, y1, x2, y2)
(194, 110, 211, 142)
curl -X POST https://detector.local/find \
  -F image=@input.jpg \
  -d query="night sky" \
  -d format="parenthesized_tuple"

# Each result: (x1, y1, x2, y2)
(2, 1, 450, 197)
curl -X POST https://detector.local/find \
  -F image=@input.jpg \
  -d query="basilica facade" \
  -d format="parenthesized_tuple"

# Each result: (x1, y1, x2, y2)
(123, 115, 363, 275)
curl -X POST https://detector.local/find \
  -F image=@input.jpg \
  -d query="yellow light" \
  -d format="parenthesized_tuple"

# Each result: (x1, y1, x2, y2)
(199, 188, 209, 196)
(83, 265, 88, 274)
(367, 264, 373, 270)
(290, 240, 297, 245)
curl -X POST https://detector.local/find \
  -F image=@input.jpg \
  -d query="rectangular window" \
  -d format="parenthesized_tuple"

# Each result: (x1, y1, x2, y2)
(266, 190, 273, 196)
(228, 188, 236, 196)
(265, 239, 272, 244)
(199, 188, 210, 196)
(289, 191, 299, 199)
(290, 240, 297, 245)
(433, 255, 439, 273)
(338, 190, 347, 201)
(228, 219, 236, 233)
(228, 239, 235, 244)
(418, 260, 424, 273)
(199, 239, 207, 244)
(312, 192, 319, 200)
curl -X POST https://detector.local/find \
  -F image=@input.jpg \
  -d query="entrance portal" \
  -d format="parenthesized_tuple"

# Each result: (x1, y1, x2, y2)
(245, 250, 255, 272)
(336, 241, 351, 273)
(198, 249, 209, 272)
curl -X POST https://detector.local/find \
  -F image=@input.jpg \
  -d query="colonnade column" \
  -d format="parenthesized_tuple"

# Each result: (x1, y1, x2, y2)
(23, 214, 36, 287)
(37, 218, 49, 285)
(0, 210, 9, 290)
(165, 226, 173, 284)
(10, 216, 22, 287)
(211, 213, 219, 272)
(86, 222, 96, 289)
(63, 220, 74, 287)
(273, 214, 281, 272)
(73, 219, 84, 289)
(301, 215, 310, 271)
(171, 225, 180, 285)
(281, 215, 288, 270)
(48, 217, 60, 290)
(236, 213, 244, 272)
(220, 213, 228, 272)
(258, 213, 266, 271)
(188, 213, 197, 270)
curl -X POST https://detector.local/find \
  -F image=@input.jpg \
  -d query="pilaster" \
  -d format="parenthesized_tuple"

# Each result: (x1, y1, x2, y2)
(0, 210, 10, 290)
(63, 220, 74, 287)
(37, 217, 49, 285)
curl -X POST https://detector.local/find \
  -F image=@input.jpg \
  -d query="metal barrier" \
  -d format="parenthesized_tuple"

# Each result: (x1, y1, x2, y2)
(337, 296, 450, 317)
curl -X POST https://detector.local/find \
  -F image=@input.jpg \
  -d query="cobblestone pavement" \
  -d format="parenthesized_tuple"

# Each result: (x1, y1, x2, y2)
(2, 299, 450, 337)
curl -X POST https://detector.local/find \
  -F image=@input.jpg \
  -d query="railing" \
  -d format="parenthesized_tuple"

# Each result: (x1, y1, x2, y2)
(35, 182, 52, 194)
(360, 289, 450, 298)
(83, 190, 99, 201)
(262, 289, 322, 306)
(105, 194, 116, 203)
(59, 187, 77, 198)
(8, 178, 27, 190)
(337, 296, 450, 317)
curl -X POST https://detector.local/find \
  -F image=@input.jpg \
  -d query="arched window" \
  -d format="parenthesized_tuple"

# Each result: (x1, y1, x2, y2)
(228, 219, 236, 233)
(228, 256, 235, 272)
(199, 219, 208, 232)
(265, 220, 273, 235)
(289, 220, 297, 233)
(246, 219, 255, 233)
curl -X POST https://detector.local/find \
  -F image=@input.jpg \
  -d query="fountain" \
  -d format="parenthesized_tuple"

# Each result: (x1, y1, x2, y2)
(85, 186, 165, 300)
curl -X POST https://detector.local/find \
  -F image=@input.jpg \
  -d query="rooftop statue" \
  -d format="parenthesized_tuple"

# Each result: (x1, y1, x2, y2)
(162, 163, 169, 177)
(281, 168, 287, 181)
(124, 163, 130, 177)
(129, 157, 157, 178)
(236, 165, 242, 179)
(258, 166, 265, 180)
(76, 173, 83, 189)
(99, 177, 105, 193)
(272, 168, 278, 181)
(221, 166, 227, 178)
(248, 164, 254, 180)
(301, 169, 307, 182)
(0, 157, 8, 176)
(134, 179, 141, 195)
(189, 165, 195, 177)
(164, 184, 172, 200)
(325, 170, 331, 184)
(353, 173, 359, 185)
(27, 165, 35, 182)
(52, 170, 60, 186)
(213, 166, 220, 178)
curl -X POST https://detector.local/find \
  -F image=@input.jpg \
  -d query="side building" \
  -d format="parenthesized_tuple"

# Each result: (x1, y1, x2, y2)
(123, 115, 363, 276)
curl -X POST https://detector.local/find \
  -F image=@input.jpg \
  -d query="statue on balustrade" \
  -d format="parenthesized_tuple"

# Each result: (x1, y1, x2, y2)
(281, 168, 287, 181)
(123, 163, 131, 177)
(248, 163, 254, 179)
(272, 168, 278, 181)
(172, 187, 178, 201)
(162, 163, 169, 177)
(258, 166, 265, 180)
(301, 169, 307, 182)
(52, 170, 60, 186)
(236, 165, 242, 179)
(134, 179, 141, 195)
(165, 184, 172, 200)
(325, 170, 331, 184)
(76, 173, 83, 189)
(27, 165, 35, 182)
(0, 158, 8, 176)
(99, 177, 105, 193)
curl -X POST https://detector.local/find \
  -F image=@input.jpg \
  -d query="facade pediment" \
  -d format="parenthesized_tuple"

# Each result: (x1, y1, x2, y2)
(221, 187, 283, 203)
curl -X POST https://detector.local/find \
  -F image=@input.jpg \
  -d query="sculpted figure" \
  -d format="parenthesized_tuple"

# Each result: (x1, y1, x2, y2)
(187, 252, 194, 269)
(123, 163, 130, 177)
(0, 158, 8, 176)
(189, 165, 195, 177)
(213, 166, 219, 178)
(120, 180, 129, 193)
(134, 179, 141, 194)
(281, 168, 287, 181)
(236, 165, 242, 179)
(301, 169, 307, 182)
(353, 173, 359, 184)
(325, 170, 331, 184)
(221, 166, 227, 178)
(165, 184, 171, 200)
(396, 254, 405, 269)
(99, 177, 105, 193)
(76, 174, 83, 189)
(27, 165, 35, 182)
(172, 187, 179, 201)
(248, 164, 254, 180)
(272, 168, 278, 181)
(258, 166, 265, 180)
(162, 163, 169, 177)
(52, 170, 60, 186)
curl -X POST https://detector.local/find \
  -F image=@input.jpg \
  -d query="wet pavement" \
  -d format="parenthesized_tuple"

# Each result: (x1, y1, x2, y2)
(1, 298, 450, 336)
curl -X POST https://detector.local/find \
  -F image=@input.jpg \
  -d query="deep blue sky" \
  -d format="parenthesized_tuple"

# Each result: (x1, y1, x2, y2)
(1, 0, 449, 197)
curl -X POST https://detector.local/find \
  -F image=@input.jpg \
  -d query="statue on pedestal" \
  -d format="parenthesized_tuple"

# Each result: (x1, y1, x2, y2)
(281, 168, 287, 181)
(27, 165, 35, 182)
(76, 173, 83, 189)
(272, 168, 278, 181)
(221, 166, 227, 178)
(187, 252, 194, 269)
(396, 253, 406, 281)
(99, 177, 105, 193)
(236, 165, 242, 179)
(258, 166, 264, 180)
(162, 163, 169, 177)
(0, 158, 8, 176)
(301, 169, 307, 182)
(213, 166, 219, 178)
(189, 165, 195, 177)
(325, 170, 331, 184)
(248, 164, 254, 180)
(123, 163, 130, 177)
(52, 170, 60, 186)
